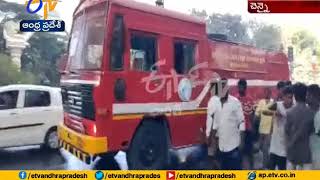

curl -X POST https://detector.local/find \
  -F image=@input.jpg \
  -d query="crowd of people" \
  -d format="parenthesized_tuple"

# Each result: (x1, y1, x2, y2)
(206, 78, 320, 170)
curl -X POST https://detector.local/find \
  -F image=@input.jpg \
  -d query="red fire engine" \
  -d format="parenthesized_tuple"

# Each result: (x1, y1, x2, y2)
(58, 0, 289, 169)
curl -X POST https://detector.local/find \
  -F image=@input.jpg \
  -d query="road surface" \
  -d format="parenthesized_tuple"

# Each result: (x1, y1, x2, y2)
(0, 145, 211, 170)
(0, 146, 65, 170)
(0, 140, 319, 170)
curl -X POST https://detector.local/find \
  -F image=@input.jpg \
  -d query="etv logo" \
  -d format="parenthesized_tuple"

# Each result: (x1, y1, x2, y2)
(166, 171, 175, 180)
(25, 0, 59, 20)
(21, 0, 65, 32)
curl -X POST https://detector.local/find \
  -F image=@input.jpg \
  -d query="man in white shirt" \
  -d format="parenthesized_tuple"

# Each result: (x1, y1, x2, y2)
(206, 78, 245, 170)
(269, 86, 294, 170)
(205, 81, 221, 169)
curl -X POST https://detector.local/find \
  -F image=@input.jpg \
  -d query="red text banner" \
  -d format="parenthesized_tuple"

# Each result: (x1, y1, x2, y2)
(248, 0, 320, 13)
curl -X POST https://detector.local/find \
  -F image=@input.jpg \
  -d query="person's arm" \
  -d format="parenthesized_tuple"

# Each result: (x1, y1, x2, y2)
(210, 111, 220, 146)
(276, 102, 286, 120)
(262, 109, 275, 116)
(261, 102, 276, 116)
(285, 112, 292, 147)
(206, 98, 217, 145)
(236, 101, 246, 151)
(206, 98, 215, 135)
(315, 112, 320, 136)
(210, 129, 218, 144)
(255, 100, 262, 118)
(268, 102, 277, 111)
(252, 101, 262, 136)
(308, 113, 316, 135)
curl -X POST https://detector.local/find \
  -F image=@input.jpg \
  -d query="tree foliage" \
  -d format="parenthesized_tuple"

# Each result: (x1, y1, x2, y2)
(0, 0, 39, 21)
(191, 8, 320, 84)
(291, 30, 318, 54)
(191, 9, 282, 50)
(251, 23, 282, 51)
(192, 9, 251, 44)
(285, 30, 320, 84)
(0, 53, 35, 85)
(21, 33, 67, 86)
(0, 0, 66, 86)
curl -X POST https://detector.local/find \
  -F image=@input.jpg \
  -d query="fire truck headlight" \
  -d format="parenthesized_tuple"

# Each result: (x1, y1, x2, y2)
(93, 124, 97, 135)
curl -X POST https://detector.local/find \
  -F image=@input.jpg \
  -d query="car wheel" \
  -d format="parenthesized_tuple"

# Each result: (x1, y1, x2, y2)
(44, 129, 59, 150)
(127, 120, 170, 170)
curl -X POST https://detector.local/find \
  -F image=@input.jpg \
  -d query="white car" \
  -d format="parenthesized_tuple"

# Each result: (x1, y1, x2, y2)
(0, 84, 63, 150)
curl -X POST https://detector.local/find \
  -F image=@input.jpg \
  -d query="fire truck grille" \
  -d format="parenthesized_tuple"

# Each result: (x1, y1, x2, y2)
(61, 84, 95, 120)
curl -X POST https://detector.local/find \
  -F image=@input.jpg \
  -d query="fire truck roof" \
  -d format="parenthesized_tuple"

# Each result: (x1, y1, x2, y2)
(77, 0, 206, 25)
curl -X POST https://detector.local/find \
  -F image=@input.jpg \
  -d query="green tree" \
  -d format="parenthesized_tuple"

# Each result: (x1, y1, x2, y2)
(0, 0, 39, 21)
(0, 0, 67, 86)
(21, 33, 67, 86)
(251, 23, 282, 51)
(283, 29, 320, 84)
(0, 0, 39, 52)
(0, 53, 35, 85)
(291, 30, 318, 54)
(191, 9, 251, 43)
(191, 9, 208, 20)
(191, 9, 283, 48)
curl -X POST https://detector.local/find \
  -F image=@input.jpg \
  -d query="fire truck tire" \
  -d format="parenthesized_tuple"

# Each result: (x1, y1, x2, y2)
(127, 120, 170, 170)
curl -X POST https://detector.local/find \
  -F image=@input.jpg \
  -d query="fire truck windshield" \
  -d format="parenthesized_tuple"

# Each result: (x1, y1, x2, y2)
(68, 3, 107, 70)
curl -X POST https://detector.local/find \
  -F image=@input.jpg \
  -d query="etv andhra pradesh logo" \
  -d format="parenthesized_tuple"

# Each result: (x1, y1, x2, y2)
(25, 0, 58, 20)
(21, 0, 65, 32)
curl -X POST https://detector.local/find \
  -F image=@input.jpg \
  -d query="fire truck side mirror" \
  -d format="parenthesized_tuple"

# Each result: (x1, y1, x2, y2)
(58, 54, 68, 74)
(114, 78, 126, 101)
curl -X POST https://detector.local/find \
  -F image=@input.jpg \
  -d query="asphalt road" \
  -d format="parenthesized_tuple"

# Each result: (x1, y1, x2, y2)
(0, 146, 65, 170)
(0, 139, 319, 170)
(0, 145, 210, 170)
(0, 146, 100, 170)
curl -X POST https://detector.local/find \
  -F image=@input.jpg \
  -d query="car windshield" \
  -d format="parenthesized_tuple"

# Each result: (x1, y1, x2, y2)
(68, 3, 107, 70)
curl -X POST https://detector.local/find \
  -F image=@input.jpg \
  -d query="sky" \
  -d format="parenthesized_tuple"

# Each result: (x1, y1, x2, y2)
(4, 0, 320, 39)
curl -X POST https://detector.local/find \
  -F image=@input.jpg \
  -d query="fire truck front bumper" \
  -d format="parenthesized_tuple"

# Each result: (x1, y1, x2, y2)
(58, 124, 108, 164)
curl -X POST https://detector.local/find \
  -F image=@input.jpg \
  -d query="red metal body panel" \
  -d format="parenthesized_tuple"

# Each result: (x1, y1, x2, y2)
(61, 0, 290, 152)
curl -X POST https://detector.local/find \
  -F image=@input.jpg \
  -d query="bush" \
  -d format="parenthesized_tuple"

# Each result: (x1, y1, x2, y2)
(0, 53, 36, 86)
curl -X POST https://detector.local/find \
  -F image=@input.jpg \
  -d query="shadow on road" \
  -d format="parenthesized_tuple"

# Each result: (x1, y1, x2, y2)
(0, 146, 65, 170)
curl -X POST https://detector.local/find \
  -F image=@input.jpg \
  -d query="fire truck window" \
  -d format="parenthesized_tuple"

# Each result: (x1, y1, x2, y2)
(110, 15, 125, 71)
(130, 34, 156, 71)
(69, 2, 107, 70)
(83, 15, 105, 69)
(174, 42, 195, 74)
(0, 91, 19, 110)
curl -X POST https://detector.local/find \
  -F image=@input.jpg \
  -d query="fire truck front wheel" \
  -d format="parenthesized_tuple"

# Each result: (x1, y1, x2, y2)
(127, 120, 170, 170)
